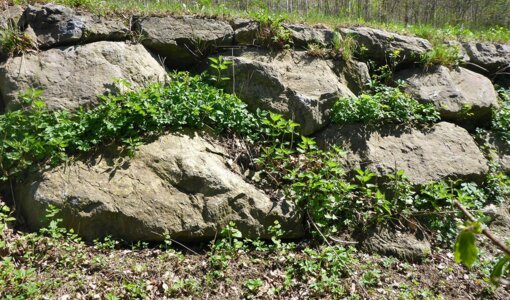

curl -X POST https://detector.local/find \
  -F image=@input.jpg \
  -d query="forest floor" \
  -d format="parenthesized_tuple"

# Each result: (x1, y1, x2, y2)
(1, 220, 510, 300)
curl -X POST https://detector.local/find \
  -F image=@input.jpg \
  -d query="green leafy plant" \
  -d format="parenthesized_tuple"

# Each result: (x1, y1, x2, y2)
(453, 200, 510, 285)
(208, 55, 232, 87)
(287, 245, 354, 296)
(331, 84, 440, 126)
(254, 10, 293, 49)
(0, 72, 269, 182)
(244, 278, 264, 292)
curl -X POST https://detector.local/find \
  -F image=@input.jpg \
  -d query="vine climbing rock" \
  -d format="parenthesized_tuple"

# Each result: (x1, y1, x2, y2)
(339, 26, 432, 66)
(133, 15, 234, 67)
(225, 50, 355, 135)
(15, 131, 304, 242)
(0, 41, 167, 111)
(396, 65, 499, 126)
(316, 122, 489, 185)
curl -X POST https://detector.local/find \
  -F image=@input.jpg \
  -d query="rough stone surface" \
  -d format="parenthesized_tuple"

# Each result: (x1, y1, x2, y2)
(18, 4, 130, 48)
(226, 50, 354, 135)
(16, 132, 304, 241)
(0, 5, 23, 30)
(233, 19, 259, 45)
(284, 24, 334, 48)
(340, 26, 432, 65)
(464, 42, 510, 74)
(331, 59, 371, 95)
(483, 133, 510, 174)
(315, 122, 489, 185)
(135, 16, 233, 66)
(396, 66, 498, 125)
(359, 227, 431, 261)
(0, 41, 167, 111)
(483, 204, 510, 239)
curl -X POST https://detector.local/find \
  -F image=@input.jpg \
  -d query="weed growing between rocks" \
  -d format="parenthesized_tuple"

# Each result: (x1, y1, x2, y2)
(253, 10, 293, 50)
(331, 83, 440, 126)
(0, 24, 36, 57)
(420, 43, 464, 69)
(306, 31, 357, 61)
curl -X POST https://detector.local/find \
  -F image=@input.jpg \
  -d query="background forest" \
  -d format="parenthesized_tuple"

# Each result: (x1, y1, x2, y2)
(172, 0, 510, 28)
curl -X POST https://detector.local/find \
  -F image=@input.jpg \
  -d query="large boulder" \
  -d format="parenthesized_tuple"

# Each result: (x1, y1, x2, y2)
(225, 50, 354, 135)
(18, 4, 130, 48)
(396, 66, 498, 125)
(463, 42, 510, 74)
(316, 122, 489, 185)
(232, 19, 259, 45)
(340, 26, 432, 65)
(0, 41, 167, 111)
(284, 24, 335, 49)
(134, 16, 233, 67)
(16, 131, 304, 241)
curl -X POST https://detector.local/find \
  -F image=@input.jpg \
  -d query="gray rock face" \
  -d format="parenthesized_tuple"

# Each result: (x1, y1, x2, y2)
(232, 19, 259, 45)
(135, 16, 233, 67)
(0, 41, 167, 111)
(316, 122, 488, 185)
(284, 24, 334, 48)
(464, 42, 510, 74)
(331, 59, 370, 95)
(483, 203, 510, 239)
(0, 5, 23, 30)
(483, 133, 510, 174)
(340, 26, 432, 65)
(226, 50, 354, 135)
(396, 66, 498, 125)
(16, 132, 304, 241)
(18, 4, 130, 48)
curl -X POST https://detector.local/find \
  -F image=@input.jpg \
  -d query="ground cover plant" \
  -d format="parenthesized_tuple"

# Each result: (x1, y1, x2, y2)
(0, 72, 270, 181)
(3, 200, 502, 299)
(330, 83, 440, 126)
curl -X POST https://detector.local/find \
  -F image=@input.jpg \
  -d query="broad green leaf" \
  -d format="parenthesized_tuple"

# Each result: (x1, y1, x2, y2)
(454, 230, 478, 268)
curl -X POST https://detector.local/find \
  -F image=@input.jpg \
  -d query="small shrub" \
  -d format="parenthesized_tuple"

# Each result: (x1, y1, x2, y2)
(331, 84, 440, 125)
